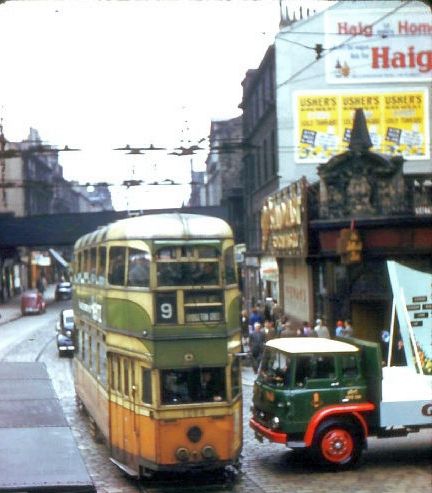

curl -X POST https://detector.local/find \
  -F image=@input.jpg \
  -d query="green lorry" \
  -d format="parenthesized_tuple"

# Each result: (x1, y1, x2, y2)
(250, 337, 432, 469)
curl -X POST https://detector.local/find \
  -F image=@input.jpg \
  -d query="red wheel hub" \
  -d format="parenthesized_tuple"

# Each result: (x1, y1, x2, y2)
(320, 428, 353, 463)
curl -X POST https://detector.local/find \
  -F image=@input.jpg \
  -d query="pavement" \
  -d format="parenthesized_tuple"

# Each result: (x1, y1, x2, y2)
(0, 284, 56, 326)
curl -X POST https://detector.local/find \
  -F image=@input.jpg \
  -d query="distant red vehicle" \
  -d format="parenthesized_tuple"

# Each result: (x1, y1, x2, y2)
(20, 290, 46, 315)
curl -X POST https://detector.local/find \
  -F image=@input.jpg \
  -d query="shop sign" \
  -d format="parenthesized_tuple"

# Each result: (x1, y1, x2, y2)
(336, 228, 362, 264)
(245, 256, 259, 267)
(324, 7, 432, 83)
(294, 88, 429, 163)
(234, 244, 246, 263)
(260, 256, 279, 283)
(261, 179, 308, 258)
(31, 251, 51, 266)
(282, 261, 312, 322)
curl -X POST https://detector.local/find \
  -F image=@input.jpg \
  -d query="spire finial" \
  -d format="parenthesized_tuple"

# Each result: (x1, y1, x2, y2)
(349, 108, 373, 152)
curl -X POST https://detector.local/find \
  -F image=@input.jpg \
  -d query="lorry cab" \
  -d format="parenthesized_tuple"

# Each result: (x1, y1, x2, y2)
(250, 338, 375, 469)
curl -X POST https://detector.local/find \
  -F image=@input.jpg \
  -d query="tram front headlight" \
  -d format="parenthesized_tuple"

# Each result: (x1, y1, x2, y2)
(175, 447, 190, 462)
(270, 416, 280, 430)
(201, 445, 216, 460)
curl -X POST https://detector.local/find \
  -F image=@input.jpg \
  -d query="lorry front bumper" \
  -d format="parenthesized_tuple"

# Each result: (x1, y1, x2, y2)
(249, 417, 287, 444)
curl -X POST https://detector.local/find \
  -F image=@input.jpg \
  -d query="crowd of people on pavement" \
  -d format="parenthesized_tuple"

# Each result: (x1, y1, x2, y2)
(242, 299, 356, 374)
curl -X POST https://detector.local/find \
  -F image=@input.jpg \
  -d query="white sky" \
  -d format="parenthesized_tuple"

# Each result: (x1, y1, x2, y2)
(0, 0, 319, 210)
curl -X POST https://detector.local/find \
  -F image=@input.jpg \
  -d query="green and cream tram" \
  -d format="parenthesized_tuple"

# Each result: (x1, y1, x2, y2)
(72, 213, 242, 477)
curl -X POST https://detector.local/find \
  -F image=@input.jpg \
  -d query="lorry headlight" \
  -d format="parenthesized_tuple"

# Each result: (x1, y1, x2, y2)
(271, 416, 280, 430)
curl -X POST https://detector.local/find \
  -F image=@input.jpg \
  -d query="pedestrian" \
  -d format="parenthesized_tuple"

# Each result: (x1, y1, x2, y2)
(314, 318, 330, 338)
(300, 321, 315, 337)
(248, 306, 264, 329)
(392, 339, 406, 366)
(335, 320, 345, 337)
(36, 277, 45, 294)
(240, 309, 249, 353)
(344, 320, 354, 338)
(279, 319, 296, 338)
(264, 320, 276, 342)
(249, 322, 265, 374)
(271, 298, 284, 325)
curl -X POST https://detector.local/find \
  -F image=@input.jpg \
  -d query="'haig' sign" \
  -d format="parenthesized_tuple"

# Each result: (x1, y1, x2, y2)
(325, 7, 431, 83)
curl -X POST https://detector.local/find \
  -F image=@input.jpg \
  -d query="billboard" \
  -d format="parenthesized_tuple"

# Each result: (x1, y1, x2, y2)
(387, 261, 432, 374)
(324, 8, 432, 83)
(294, 88, 429, 163)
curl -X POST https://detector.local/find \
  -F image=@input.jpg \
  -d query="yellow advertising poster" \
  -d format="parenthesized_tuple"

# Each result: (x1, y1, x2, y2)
(295, 88, 429, 163)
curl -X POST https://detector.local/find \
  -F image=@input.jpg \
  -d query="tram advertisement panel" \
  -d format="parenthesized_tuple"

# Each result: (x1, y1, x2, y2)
(294, 88, 429, 163)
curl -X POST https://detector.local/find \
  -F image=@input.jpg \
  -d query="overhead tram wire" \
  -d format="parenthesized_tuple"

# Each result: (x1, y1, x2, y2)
(276, 0, 415, 89)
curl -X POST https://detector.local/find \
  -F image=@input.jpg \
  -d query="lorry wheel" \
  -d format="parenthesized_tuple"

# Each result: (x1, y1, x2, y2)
(313, 420, 362, 470)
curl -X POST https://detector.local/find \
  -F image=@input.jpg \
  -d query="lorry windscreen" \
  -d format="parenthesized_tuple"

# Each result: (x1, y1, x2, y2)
(259, 349, 292, 387)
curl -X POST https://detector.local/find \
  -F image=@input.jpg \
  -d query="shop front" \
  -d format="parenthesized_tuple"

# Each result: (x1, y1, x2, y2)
(310, 109, 432, 342)
(260, 178, 312, 331)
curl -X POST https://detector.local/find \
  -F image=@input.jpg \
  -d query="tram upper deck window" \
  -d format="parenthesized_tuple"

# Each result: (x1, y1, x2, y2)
(157, 248, 176, 260)
(83, 250, 89, 283)
(75, 252, 82, 282)
(90, 248, 97, 283)
(197, 246, 218, 258)
(97, 246, 106, 285)
(108, 247, 126, 286)
(224, 246, 236, 285)
(160, 367, 226, 404)
(157, 262, 219, 286)
(127, 249, 150, 287)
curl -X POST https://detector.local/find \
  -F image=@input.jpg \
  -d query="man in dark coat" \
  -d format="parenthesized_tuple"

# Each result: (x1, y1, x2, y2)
(249, 322, 265, 374)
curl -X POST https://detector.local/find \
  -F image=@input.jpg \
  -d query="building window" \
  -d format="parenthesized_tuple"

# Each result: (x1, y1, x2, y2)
(271, 130, 277, 177)
(263, 138, 268, 182)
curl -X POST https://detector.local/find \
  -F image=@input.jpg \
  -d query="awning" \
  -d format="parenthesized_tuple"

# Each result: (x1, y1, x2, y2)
(49, 248, 69, 268)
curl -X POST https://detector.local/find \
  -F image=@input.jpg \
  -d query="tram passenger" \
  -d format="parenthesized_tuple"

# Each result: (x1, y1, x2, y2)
(200, 371, 223, 402)
(109, 254, 125, 285)
(128, 255, 149, 286)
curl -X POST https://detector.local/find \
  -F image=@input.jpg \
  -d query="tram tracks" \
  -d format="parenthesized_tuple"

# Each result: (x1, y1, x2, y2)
(135, 469, 238, 493)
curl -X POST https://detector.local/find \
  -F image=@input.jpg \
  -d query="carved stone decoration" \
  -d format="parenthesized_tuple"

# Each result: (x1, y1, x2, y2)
(318, 108, 407, 220)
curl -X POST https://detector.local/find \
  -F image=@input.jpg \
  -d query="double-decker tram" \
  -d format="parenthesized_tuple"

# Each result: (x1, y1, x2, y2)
(72, 213, 242, 478)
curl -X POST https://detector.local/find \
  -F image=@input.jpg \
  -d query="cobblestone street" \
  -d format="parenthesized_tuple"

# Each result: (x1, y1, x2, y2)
(1, 294, 430, 493)
(61, 365, 432, 493)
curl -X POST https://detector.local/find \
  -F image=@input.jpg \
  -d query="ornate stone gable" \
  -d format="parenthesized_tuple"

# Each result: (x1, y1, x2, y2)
(318, 109, 407, 219)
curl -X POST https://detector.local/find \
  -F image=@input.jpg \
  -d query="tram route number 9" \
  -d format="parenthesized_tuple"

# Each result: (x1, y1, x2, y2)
(156, 293, 177, 323)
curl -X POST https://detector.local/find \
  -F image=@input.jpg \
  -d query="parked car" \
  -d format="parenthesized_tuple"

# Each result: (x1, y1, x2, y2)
(56, 308, 76, 356)
(20, 290, 46, 315)
(55, 281, 72, 301)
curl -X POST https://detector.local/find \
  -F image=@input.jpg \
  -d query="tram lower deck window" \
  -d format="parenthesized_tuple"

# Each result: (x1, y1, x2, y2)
(160, 367, 226, 404)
